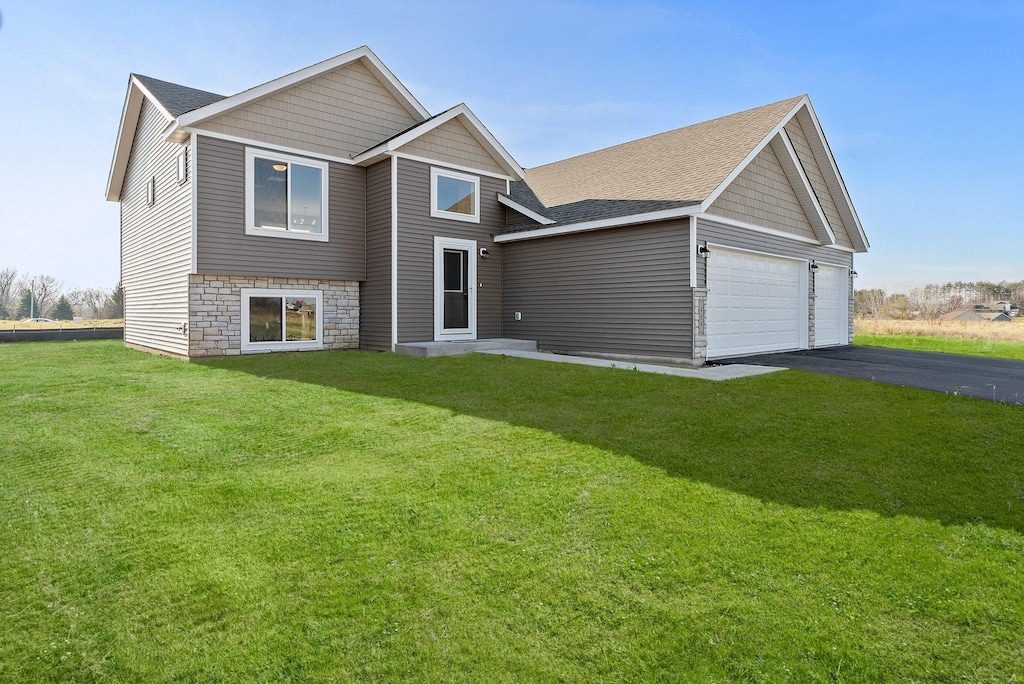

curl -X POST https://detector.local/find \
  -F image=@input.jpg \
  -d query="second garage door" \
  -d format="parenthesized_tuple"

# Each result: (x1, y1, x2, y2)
(813, 264, 849, 347)
(706, 247, 807, 359)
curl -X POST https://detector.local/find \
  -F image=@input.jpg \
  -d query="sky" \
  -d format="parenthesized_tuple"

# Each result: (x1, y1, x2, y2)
(0, 0, 1022, 293)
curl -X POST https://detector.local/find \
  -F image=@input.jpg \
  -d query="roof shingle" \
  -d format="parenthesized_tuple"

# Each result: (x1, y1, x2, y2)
(133, 74, 226, 117)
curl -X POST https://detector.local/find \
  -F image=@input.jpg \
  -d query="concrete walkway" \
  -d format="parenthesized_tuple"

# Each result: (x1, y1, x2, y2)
(476, 348, 784, 381)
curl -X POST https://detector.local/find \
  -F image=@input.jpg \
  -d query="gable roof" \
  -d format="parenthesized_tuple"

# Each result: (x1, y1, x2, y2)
(505, 95, 868, 251)
(132, 75, 225, 117)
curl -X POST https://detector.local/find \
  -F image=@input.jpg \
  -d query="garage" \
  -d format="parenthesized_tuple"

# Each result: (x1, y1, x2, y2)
(706, 247, 807, 359)
(813, 263, 849, 347)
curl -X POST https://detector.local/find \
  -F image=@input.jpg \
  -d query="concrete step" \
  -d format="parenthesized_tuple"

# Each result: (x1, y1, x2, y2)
(395, 338, 537, 358)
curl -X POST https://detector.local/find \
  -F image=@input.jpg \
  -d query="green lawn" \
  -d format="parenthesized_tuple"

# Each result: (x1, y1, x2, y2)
(2, 340, 1023, 681)
(855, 331, 1024, 361)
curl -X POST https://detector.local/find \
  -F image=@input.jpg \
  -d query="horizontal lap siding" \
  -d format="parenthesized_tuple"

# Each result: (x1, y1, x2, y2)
(120, 99, 191, 356)
(502, 221, 692, 357)
(396, 158, 504, 342)
(195, 136, 365, 280)
(696, 217, 852, 287)
(361, 159, 392, 350)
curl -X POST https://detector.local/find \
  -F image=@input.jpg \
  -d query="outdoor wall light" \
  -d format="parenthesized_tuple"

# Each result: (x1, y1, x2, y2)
(809, 260, 819, 271)
(851, 270, 858, 278)
(697, 244, 712, 258)
(479, 248, 491, 259)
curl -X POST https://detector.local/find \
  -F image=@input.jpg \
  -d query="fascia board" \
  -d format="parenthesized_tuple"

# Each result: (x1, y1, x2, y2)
(494, 205, 699, 242)
(700, 96, 809, 213)
(496, 194, 555, 225)
(177, 46, 429, 128)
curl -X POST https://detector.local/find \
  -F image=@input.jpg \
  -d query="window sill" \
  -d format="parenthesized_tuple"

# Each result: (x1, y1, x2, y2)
(429, 209, 480, 224)
(245, 227, 329, 242)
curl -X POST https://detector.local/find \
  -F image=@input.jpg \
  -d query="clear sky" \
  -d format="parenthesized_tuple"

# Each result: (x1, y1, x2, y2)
(1, 0, 1021, 293)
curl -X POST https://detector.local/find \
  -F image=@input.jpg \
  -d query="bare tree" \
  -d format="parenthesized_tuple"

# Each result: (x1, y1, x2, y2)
(68, 287, 111, 319)
(16, 274, 63, 318)
(0, 268, 17, 315)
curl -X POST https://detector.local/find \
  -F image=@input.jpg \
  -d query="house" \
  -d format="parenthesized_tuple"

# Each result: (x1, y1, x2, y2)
(106, 46, 869, 365)
(940, 308, 1012, 322)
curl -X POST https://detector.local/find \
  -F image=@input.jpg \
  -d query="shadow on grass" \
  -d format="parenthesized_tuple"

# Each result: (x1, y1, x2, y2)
(198, 350, 1024, 534)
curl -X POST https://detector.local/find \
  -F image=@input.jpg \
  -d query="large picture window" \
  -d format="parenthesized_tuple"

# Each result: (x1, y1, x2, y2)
(430, 167, 479, 223)
(245, 148, 329, 242)
(241, 289, 323, 352)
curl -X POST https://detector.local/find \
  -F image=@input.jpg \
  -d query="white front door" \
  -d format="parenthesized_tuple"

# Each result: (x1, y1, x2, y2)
(814, 264, 849, 347)
(433, 236, 477, 341)
(706, 247, 808, 359)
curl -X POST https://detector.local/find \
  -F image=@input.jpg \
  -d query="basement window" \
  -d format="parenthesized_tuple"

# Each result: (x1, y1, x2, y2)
(245, 148, 329, 242)
(241, 289, 323, 352)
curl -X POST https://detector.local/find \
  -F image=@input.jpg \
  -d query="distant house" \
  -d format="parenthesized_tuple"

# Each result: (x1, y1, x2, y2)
(941, 308, 1011, 322)
(105, 46, 869, 363)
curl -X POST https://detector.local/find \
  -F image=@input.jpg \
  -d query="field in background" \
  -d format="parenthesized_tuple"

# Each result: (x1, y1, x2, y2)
(0, 318, 123, 330)
(855, 317, 1024, 342)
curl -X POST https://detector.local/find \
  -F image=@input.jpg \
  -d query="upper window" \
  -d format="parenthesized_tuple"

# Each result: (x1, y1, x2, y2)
(430, 167, 479, 223)
(176, 147, 187, 185)
(240, 288, 323, 352)
(245, 148, 329, 242)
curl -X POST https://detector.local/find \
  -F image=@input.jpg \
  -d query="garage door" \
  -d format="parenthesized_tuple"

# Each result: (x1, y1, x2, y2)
(706, 247, 806, 358)
(814, 264, 848, 347)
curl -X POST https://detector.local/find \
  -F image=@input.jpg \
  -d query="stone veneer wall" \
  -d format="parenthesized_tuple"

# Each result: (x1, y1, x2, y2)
(188, 274, 359, 357)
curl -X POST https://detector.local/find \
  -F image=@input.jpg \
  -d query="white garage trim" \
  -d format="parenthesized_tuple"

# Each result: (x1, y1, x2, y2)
(813, 264, 849, 347)
(706, 244, 809, 359)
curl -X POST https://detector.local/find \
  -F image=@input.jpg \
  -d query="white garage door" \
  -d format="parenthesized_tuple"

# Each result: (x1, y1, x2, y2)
(706, 247, 806, 359)
(814, 264, 849, 347)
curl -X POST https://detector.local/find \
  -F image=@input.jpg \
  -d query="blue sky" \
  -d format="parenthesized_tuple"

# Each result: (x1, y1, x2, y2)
(1, 0, 1021, 292)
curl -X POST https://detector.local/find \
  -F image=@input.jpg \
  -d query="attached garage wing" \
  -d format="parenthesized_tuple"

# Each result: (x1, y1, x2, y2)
(706, 247, 808, 359)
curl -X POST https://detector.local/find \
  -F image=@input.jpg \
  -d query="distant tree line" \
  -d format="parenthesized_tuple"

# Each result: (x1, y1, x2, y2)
(855, 280, 1024, 319)
(0, 268, 124, 321)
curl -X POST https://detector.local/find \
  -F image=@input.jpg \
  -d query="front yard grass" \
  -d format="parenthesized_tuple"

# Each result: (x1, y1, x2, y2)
(2, 340, 1023, 681)
(855, 331, 1024, 361)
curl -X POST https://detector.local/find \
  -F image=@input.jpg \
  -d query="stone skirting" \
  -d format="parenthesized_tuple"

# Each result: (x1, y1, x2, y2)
(188, 274, 359, 357)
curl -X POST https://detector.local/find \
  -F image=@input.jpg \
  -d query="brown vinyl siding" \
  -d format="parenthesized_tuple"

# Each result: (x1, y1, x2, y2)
(784, 117, 855, 248)
(360, 159, 392, 350)
(397, 117, 507, 176)
(708, 143, 817, 240)
(195, 135, 365, 280)
(502, 221, 692, 358)
(120, 99, 191, 356)
(194, 60, 420, 159)
(395, 158, 504, 342)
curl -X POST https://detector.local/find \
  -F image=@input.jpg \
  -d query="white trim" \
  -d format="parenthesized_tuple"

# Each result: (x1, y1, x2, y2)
(494, 205, 700, 242)
(177, 46, 429, 127)
(244, 147, 330, 242)
(352, 103, 525, 179)
(389, 152, 514, 180)
(181, 127, 357, 165)
(189, 134, 198, 274)
(697, 212, 822, 245)
(106, 79, 146, 201)
(433, 236, 477, 341)
(771, 130, 836, 245)
(240, 288, 324, 353)
(688, 215, 697, 288)
(130, 75, 175, 122)
(700, 96, 808, 213)
(430, 167, 480, 223)
(824, 243, 855, 253)
(390, 156, 399, 351)
(496, 193, 555, 225)
(796, 103, 870, 251)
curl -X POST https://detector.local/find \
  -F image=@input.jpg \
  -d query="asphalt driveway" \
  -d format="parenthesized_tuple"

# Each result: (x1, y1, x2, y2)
(718, 346, 1024, 404)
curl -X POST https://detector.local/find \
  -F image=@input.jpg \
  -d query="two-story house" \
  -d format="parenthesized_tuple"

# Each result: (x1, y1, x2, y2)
(106, 46, 868, 365)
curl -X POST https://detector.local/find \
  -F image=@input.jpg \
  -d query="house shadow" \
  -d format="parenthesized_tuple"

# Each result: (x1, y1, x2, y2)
(197, 350, 1024, 535)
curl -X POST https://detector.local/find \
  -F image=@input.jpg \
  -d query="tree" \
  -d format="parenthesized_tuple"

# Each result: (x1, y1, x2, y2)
(0, 267, 17, 315)
(15, 274, 62, 318)
(103, 282, 124, 319)
(68, 287, 110, 319)
(0, 303, 9, 320)
(51, 296, 74, 321)
(16, 290, 34, 319)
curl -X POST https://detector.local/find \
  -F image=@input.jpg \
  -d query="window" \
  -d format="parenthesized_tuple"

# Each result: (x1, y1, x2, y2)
(176, 147, 187, 184)
(430, 167, 479, 223)
(146, 176, 155, 206)
(245, 148, 329, 242)
(241, 289, 323, 352)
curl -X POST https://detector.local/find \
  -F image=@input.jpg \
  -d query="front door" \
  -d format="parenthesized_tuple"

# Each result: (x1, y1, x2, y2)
(434, 236, 477, 340)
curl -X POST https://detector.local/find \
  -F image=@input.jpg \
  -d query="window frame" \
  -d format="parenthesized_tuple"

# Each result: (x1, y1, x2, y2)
(430, 167, 480, 223)
(245, 148, 330, 242)
(176, 147, 188, 184)
(146, 176, 156, 206)
(240, 288, 324, 353)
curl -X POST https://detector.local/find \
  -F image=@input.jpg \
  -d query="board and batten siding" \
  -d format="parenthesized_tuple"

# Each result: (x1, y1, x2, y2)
(395, 157, 504, 342)
(502, 220, 693, 359)
(193, 59, 420, 159)
(195, 135, 365, 281)
(707, 143, 817, 241)
(120, 99, 192, 356)
(360, 159, 392, 350)
(397, 117, 507, 177)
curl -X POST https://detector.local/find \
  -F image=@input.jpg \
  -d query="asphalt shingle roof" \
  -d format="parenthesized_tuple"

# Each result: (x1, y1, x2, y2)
(133, 74, 226, 117)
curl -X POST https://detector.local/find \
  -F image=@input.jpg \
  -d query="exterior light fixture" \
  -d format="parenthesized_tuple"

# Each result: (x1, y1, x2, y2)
(697, 244, 712, 258)
(479, 248, 491, 259)
(850, 270, 858, 278)
(809, 260, 819, 271)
